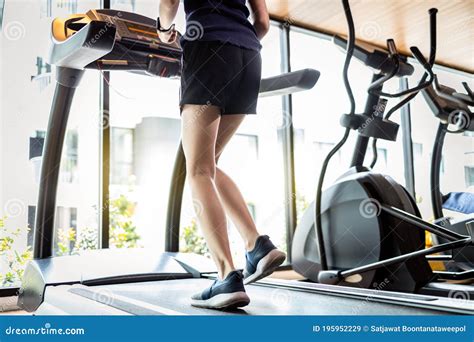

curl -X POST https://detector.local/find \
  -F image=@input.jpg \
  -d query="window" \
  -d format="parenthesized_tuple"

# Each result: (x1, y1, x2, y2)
(54, 206, 78, 256)
(40, 0, 80, 18)
(464, 131, 474, 138)
(112, 0, 136, 12)
(31, 57, 52, 91)
(60, 130, 79, 183)
(290, 29, 375, 221)
(0, 0, 4, 28)
(366, 147, 388, 169)
(1, 0, 101, 289)
(465, 166, 474, 187)
(314, 141, 342, 164)
(27, 206, 36, 247)
(234, 133, 259, 160)
(465, 151, 474, 188)
(413, 143, 423, 160)
(111, 128, 134, 185)
(410, 65, 473, 217)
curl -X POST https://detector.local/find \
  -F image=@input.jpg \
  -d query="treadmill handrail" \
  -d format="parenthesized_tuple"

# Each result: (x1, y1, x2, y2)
(49, 20, 116, 70)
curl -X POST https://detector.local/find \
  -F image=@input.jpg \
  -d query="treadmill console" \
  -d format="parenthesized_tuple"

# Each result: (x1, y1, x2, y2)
(51, 9, 182, 77)
(87, 9, 182, 56)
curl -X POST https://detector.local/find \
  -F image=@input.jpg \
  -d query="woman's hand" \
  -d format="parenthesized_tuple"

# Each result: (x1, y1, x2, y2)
(158, 29, 177, 44)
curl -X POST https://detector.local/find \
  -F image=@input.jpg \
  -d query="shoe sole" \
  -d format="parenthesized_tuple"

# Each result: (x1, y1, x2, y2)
(191, 292, 250, 310)
(244, 249, 286, 285)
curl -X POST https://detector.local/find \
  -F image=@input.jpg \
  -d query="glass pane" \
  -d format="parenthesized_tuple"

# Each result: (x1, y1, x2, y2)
(410, 66, 474, 219)
(0, 0, 101, 288)
(179, 25, 287, 267)
(290, 31, 370, 223)
(108, 0, 185, 251)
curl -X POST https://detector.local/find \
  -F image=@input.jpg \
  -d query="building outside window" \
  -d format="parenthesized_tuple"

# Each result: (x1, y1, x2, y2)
(111, 128, 134, 185)
(60, 130, 79, 183)
(54, 206, 78, 256)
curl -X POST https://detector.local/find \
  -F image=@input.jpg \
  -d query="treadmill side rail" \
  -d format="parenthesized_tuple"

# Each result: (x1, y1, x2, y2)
(17, 261, 47, 313)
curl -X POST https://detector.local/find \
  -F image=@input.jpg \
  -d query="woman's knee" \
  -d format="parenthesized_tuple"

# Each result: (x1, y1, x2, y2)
(187, 162, 216, 181)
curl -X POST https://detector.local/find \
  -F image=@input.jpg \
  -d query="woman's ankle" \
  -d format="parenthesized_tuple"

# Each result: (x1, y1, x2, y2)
(245, 233, 260, 252)
(219, 266, 237, 280)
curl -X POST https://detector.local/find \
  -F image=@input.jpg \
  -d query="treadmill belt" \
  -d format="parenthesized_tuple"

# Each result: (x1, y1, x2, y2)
(70, 279, 445, 315)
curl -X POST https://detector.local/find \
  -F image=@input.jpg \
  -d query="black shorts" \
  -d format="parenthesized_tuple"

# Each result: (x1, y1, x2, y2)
(180, 41, 262, 115)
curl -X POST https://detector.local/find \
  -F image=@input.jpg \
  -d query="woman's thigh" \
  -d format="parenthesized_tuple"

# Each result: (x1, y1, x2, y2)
(215, 114, 246, 162)
(181, 104, 222, 175)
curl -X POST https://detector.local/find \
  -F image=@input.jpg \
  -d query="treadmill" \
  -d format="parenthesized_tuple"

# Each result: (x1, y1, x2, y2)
(18, 9, 473, 315)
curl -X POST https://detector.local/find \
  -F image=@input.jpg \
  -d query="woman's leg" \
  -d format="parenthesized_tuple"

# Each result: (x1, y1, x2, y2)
(181, 104, 235, 280)
(214, 114, 260, 251)
(213, 114, 286, 286)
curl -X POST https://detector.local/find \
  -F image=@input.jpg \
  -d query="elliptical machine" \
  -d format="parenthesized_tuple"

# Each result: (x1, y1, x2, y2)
(421, 73, 474, 272)
(292, 1, 474, 297)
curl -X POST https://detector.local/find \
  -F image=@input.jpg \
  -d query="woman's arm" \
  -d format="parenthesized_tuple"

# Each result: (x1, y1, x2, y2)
(249, 0, 270, 40)
(158, 0, 180, 42)
(159, 0, 180, 28)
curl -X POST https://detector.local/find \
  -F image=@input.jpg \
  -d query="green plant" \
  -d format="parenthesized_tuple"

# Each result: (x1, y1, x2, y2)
(295, 191, 309, 225)
(180, 219, 210, 257)
(0, 217, 32, 287)
(52, 194, 141, 254)
(109, 194, 141, 248)
(75, 225, 98, 251)
(56, 228, 76, 256)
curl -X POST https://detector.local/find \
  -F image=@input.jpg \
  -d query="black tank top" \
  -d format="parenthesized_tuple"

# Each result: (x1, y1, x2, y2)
(181, 0, 261, 51)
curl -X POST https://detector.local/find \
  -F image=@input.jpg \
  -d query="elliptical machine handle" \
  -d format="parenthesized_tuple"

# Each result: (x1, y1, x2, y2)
(368, 9, 437, 100)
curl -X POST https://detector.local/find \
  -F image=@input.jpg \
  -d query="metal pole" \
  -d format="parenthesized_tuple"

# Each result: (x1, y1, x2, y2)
(34, 67, 84, 259)
(350, 73, 383, 167)
(399, 77, 416, 197)
(98, 0, 112, 250)
(279, 24, 297, 262)
(430, 123, 447, 219)
(165, 143, 186, 252)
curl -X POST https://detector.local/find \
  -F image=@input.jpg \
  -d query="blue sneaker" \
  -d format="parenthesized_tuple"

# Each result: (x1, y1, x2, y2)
(191, 270, 250, 310)
(243, 235, 286, 285)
